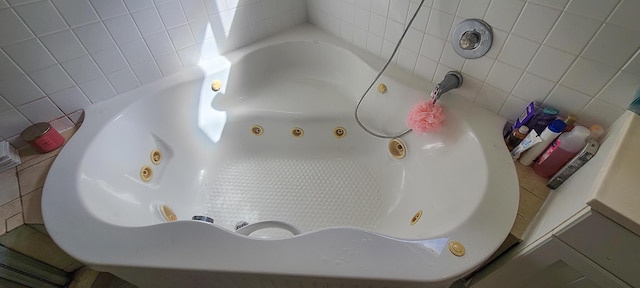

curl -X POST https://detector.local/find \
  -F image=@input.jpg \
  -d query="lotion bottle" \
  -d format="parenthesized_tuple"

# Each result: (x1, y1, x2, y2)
(519, 119, 567, 166)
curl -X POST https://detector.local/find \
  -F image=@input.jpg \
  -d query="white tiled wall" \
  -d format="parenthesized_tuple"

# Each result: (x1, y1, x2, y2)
(307, 0, 640, 129)
(0, 0, 306, 146)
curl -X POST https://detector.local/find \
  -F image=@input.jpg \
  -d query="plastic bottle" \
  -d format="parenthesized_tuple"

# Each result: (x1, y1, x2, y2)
(563, 114, 578, 132)
(589, 124, 604, 141)
(533, 126, 591, 177)
(505, 126, 529, 151)
(519, 119, 567, 166)
(528, 107, 559, 134)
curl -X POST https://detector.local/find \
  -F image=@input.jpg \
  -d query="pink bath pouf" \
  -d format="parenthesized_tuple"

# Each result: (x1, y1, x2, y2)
(406, 101, 445, 134)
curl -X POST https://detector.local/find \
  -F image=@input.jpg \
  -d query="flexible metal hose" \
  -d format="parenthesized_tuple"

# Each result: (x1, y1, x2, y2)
(354, 0, 426, 139)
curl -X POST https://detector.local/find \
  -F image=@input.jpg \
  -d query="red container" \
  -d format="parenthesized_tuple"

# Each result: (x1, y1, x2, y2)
(20, 123, 64, 153)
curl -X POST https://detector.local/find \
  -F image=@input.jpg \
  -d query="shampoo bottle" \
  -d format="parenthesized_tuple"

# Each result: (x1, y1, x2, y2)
(533, 126, 590, 177)
(518, 119, 567, 166)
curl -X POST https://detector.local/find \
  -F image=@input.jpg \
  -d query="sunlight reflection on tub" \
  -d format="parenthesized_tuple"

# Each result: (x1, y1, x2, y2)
(195, 23, 232, 144)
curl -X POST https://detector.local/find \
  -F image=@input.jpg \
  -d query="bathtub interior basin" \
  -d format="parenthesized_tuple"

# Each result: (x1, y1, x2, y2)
(42, 24, 519, 286)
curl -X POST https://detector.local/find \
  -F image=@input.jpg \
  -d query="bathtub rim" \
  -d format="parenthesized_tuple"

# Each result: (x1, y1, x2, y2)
(42, 24, 519, 283)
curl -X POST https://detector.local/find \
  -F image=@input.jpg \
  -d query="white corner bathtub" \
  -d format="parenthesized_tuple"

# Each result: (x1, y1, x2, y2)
(43, 24, 519, 288)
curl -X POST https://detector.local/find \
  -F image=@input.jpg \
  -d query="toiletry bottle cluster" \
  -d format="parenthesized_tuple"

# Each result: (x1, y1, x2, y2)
(505, 102, 603, 189)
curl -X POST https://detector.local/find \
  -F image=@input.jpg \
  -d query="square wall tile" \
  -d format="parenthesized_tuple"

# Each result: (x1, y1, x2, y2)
(28, 65, 75, 95)
(500, 96, 530, 122)
(118, 39, 153, 66)
(485, 62, 523, 93)
(73, 22, 117, 54)
(596, 71, 640, 109)
(0, 74, 45, 106)
(511, 72, 555, 104)
(0, 109, 31, 139)
(78, 77, 116, 103)
(527, 45, 576, 82)
(104, 15, 142, 46)
(157, 0, 187, 28)
(414, 55, 437, 82)
(61, 55, 103, 84)
(579, 99, 624, 128)
(462, 56, 493, 81)
(425, 9, 453, 39)
(131, 60, 162, 85)
(40, 30, 87, 63)
(0, 97, 10, 113)
(544, 85, 591, 115)
(177, 45, 200, 68)
(384, 18, 404, 44)
(419, 33, 444, 61)
(408, 2, 430, 32)
(561, 57, 618, 96)
(49, 87, 91, 114)
(14, 1, 68, 36)
(484, 0, 524, 32)
(368, 13, 386, 38)
(457, 0, 489, 19)
(527, 0, 569, 10)
(546, 13, 602, 56)
(455, 74, 482, 102)
(566, 0, 618, 21)
(168, 24, 196, 50)
(608, 0, 640, 31)
(181, 0, 208, 22)
(397, 47, 418, 72)
(89, 0, 128, 19)
(366, 33, 383, 55)
(431, 0, 459, 15)
(144, 31, 176, 57)
(107, 68, 140, 94)
(476, 84, 509, 114)
(123, 0, 154, 12)
(485, 28, 507, 59)
(582, 23, 640, 69)
(132, 7, 166, 36)
(16, 97, 64, 124)
(155, 52, 182, 76)
(91, 47, 128, 74)
(0, 8, 34, 46)
(0, 51, 23, 79)
(371, 0, 389, 17)
(354, 6, 370, 30)
(498, 34, 539, 70)
(388, 0, 409, 24)
(512, 3, 561, 42)
(3, 39, 56, 73)
(51, 0, 99, 27)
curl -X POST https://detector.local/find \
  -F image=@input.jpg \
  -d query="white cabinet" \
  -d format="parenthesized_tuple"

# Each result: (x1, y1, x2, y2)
(471, 209, 635, 288)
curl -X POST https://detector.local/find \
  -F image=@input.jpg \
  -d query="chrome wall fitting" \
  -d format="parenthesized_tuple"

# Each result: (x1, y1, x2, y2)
(451, 19, 492, 59)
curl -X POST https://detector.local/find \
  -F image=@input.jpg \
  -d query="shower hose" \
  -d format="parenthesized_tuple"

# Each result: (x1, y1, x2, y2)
(354, 0, 426, 139)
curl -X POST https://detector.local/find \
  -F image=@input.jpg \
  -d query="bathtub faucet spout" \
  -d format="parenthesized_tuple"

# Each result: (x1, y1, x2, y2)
(431, 71, 463, 104)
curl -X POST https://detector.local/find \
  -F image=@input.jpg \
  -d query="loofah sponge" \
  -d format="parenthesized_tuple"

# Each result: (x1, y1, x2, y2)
(406, 101, 445, 134)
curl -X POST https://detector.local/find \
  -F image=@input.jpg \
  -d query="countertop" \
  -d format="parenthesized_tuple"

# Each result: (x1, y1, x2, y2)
(587, 111, 640, 236)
